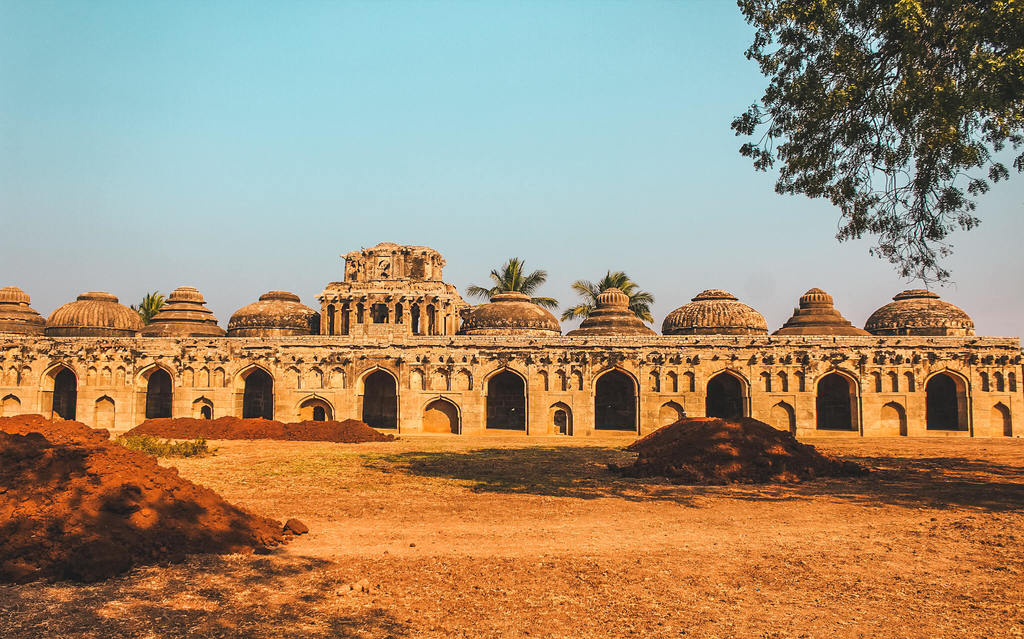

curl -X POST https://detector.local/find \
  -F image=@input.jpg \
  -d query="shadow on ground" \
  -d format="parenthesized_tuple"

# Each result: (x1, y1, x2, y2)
(0, 554, 409, 639)
(364, 446, 1024, 512)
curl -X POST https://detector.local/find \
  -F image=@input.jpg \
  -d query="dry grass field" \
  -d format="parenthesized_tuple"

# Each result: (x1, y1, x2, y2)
(2, 435, 1023, 638)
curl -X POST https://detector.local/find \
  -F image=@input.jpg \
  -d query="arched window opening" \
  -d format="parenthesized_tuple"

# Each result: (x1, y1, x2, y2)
(995, 372, 1005, 392)
(486, 371, 526, 430)
(372, 303, 389, 324)
(395, 303, 404, 324)
(145, 369, 173, 419)
(595, 371, 637, 431)
(52, 368, 77, 420)
(650, 371, 661, 392)
(427, 304, 437, 335)
(667, 371, 679, 393)
(980, 372, 990, 392)
(326, 304, 336, 335)
(705, 373, 743, 420)
(341, 303, 351, 335)
(816, 373, 855, 430)
(888, 371, 899, 392)
(777, 371, 789, 393)
(904, 372, 916, 392)
(872, 372, 882, 393)
(993, 403, 1012, 437)
(362, 370, 398, 428)
(356, 303, 365, 324)
(242, 369, 274, 420)
(411, 305, 421, 334)
(1010, 372, 1018, 393)
(760, 371, 772, 392)
(423, 399, 460, 434)
(926, 373, 963, 430)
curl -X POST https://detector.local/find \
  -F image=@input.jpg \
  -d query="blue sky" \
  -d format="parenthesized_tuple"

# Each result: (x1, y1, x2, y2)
(2, 1, 1022, 337)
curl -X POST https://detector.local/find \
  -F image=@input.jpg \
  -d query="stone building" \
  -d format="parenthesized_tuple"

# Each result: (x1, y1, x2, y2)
(0, 243, 1019, 438)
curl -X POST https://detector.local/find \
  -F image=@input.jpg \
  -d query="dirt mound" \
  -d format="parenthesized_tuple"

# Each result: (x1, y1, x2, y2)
(0, 415, 292, 583)
(128, 416, 395, 443)
(617, 417, 867, 484)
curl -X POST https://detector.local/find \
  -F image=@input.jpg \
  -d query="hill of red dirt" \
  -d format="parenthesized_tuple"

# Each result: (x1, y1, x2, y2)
(127, 416, 395, 443)
(617, 417, 867, 484)
(0, 415, 293, 583)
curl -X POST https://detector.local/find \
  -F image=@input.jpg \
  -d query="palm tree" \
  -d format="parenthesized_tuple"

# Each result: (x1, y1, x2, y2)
(466, 258, 558, 310)
(132, 291, 165, 325)
(561, 271, 654, 323)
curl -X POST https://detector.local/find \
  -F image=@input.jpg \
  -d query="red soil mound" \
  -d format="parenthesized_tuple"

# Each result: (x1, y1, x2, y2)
(0, 415, 292, 583)
(617, 417, 867, 484)
(128, 416, 395, 443)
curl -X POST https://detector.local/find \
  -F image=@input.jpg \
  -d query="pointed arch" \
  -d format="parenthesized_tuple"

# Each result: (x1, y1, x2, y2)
(41, 364, 78, 420)
(815, 370, 859, 431)
(360, 367, 398, 429)
(769, 401, 796, 434)
(924, 370, 969, 431)
(94, 396, 115, 429)
(1, 394, 21, 417)
(192, 396, 214, 420)
(298, 394, 334, 421)
(594, 368, 638, 432)
(993, 403, 1012, 437)
(881, 402, 908, 436)
(705, 369, 748, 419)
(659, 400, 685, 426)
(550, 401, 573, 436)
(423, 396, 460, 434)
(485, 368, 527, 430)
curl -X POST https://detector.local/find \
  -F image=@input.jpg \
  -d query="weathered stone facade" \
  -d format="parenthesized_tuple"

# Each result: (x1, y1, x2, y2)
(0, 244, 1020, 438)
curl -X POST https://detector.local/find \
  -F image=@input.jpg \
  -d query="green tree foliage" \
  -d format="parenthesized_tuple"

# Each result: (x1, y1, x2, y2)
(466, 258, 559, 309)
(131, 291, 165, 325)
(733, 0, 1024, 281)
(561, 271, 655, 323)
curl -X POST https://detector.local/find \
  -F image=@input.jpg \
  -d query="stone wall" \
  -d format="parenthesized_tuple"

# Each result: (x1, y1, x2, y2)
(0, 334, 1019, 438)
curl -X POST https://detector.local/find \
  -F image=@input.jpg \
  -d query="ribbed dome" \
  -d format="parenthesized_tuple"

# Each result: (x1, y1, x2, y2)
(458, 292, 561, 336)
(143, 286, 226, 337)
(865, 289, 974, 337)
(0, 286, 45, 335)
(774, 288, 870, 336)
(662, 289, 767, 335)
(45, 292, 143, 337)
(227, 291, 319, 337)
(567, 288, 655, 337)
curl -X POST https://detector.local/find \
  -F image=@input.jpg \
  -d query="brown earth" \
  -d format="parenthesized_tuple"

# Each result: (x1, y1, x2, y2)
(0, 415, 292, 583)
(128, 416, 395, 443)
(618, 417, 867, 483)
(1, 434, 1022, 637)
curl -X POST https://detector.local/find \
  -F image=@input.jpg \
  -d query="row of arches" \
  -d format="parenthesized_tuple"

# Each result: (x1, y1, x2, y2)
(28, 363, 1005, 435)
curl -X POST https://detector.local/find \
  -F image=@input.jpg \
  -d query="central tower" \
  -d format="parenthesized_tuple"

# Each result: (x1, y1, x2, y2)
(318, 242, 468, 337)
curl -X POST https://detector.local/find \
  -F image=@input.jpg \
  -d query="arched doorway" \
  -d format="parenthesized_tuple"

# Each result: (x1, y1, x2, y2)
(242, 369, 274, 420)
(926, 373, 963, 430)
(486, 370, 526, 430)
(659, 401, 684, 426)
(992, 403, 1011, 437)
(299, 397, 334, 422)
(145, 369, 173, 419)
(770, 401, 796, 433)
(362, 370, 398, 428)
(193, 397, 214, 420)
(550, 402, 573, 436)
(423, 398, 460, 434)
(52, 368, 77, 420)
(705, 372, 743, 420)
(816, 373, 855, 430)
(881, 402, 908, 436)
(595, 370, 637, 431)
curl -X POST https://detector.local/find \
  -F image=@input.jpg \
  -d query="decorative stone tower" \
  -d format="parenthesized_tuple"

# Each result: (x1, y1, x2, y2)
(318, 242, 468, 337)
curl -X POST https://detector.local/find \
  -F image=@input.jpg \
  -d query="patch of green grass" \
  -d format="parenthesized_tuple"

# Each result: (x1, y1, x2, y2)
(116, 434, 215, 458)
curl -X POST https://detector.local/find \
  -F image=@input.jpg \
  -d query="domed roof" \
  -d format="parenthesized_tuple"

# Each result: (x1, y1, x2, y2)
(142, 286, 226, 337)
(45, 292, 144, 337)
(662, 289, 767, 335)
(865, 289, 974, 336)
(774, 288, 870, 336)
(228, 291, 319, 337)
(458, 292, 561, 336)
(567, 288, 655, 337)
(0, 286, 45, 335)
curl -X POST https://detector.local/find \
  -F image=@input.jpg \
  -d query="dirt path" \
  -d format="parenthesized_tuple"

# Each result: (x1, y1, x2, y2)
(2, 436, 1021, 637)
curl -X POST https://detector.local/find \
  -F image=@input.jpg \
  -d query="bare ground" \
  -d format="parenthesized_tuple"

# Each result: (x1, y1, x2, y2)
(2, 435, 1022, 638)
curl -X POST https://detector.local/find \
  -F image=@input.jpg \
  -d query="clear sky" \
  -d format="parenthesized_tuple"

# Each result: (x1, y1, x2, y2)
(2, 1, 1022, 337)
